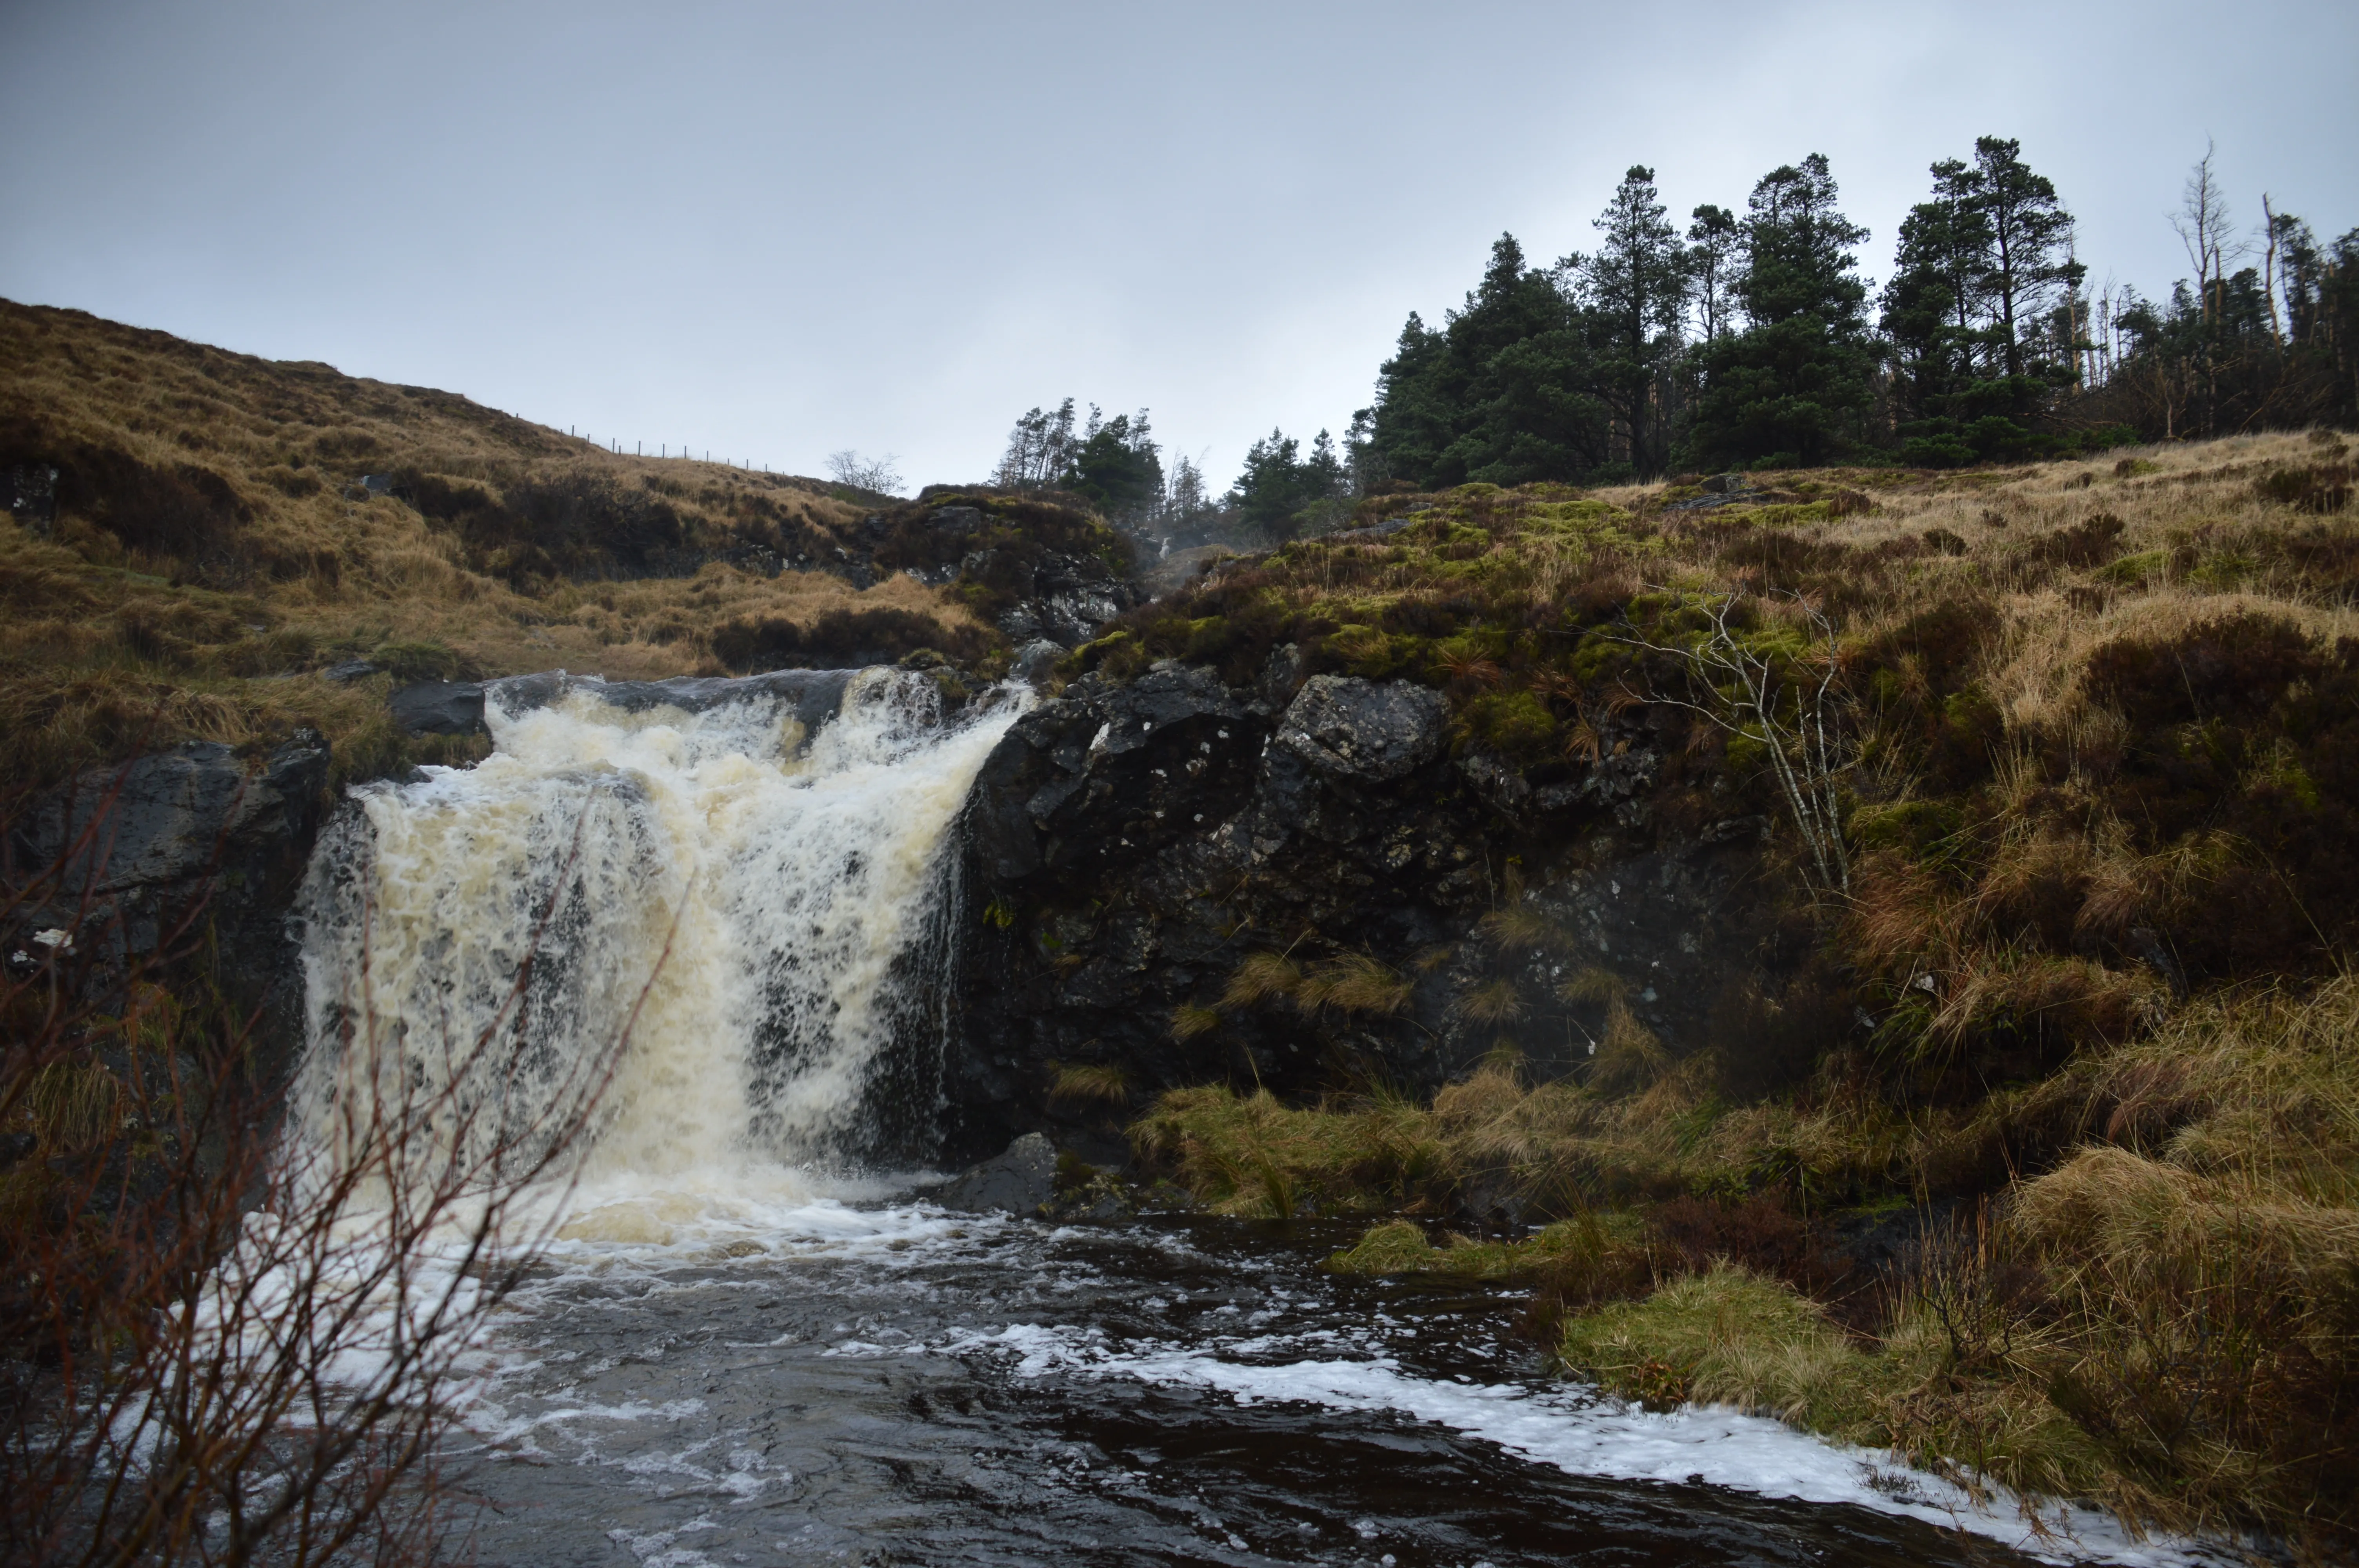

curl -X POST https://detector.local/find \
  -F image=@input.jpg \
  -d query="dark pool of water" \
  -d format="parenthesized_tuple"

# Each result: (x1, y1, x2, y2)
(446, 1206, 2142, 1568)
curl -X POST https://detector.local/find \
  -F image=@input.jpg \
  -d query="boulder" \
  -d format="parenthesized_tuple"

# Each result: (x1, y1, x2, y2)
(994, 548, 1137, 648)
(389, 680, 487, 736)
(1012, 639, 1065, 684)
(963, 661, 1261, 881)
(1275, 675, 1448, 782)
(928, 1132, 1059, 1216)
(11, 733, 329, 926)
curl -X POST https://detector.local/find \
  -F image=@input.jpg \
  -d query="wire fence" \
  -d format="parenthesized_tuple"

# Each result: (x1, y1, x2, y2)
(563, 426, 781, 475)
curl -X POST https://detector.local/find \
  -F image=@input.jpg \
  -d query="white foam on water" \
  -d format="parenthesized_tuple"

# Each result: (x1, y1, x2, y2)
(902, 1315, 2239, 1568)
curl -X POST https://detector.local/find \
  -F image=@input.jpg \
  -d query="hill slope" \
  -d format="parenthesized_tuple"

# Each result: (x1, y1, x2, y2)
(0, 299, 994, 792)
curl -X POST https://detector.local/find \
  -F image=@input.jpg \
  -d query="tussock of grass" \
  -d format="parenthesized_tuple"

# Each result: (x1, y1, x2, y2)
(1327, 1210, 1651, 1285)
(1543, 978, 2359, 1546)
(1557, 1264, 2113, 1505)
(1130, 1085, 1448, 1218)
(1047, 1062, 1132, 1109)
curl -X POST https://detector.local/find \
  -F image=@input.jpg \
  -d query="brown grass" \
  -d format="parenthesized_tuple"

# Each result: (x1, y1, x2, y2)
(0, 299, 989, 791)
(1140, 973, 2359, 1551)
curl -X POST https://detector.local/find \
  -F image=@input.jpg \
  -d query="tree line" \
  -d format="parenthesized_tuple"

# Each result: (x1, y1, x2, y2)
(992, 138, 2354, 540)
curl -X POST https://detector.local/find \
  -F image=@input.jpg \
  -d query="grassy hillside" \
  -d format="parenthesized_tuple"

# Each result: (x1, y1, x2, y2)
(1110, 428, 2359, 1548)
(0, 299, 989, 794)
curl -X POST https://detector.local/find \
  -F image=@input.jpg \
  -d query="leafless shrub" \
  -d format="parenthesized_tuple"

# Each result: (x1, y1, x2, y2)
(825, 450, 904, 497)
(1605, 590, 1855, 897)
(0, 785, 644, 1566)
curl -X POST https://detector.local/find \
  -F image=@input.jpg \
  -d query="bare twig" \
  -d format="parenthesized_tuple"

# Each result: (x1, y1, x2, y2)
(1594, 588, 1854, 897)
(1, 779, 653, 1566)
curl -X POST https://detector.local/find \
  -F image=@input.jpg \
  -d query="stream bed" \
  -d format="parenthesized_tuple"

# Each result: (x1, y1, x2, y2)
(449, 1198, 2211, 1568)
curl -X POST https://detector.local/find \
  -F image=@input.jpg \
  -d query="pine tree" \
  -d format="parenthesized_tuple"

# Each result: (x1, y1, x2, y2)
(1883, 158, 1996, 463)
(1879, 139, 2086, 462)
(1682, 154, 1875, 469)
(1687, 204, 1740, 344)
(1064, 408, 1165, 523)
(1582, 167, 1687, 477)
(1364, 235, 1606, 488)
(1972, 137, 2085, 397)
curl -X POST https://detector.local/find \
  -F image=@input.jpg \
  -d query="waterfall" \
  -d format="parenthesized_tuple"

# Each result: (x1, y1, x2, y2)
(293, 668, 1025, 1241)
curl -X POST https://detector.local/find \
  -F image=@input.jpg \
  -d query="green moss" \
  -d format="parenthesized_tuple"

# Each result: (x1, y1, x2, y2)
(2245, 739, 2322, 810)
(1327, 1217, 1611, 1279)
(1723, 731, 1770, 773)
(1458, 689, 1557, 760)
(2104, 544, 2170, 580)
(1850, 799, 1965, 859)
(1721, 501, 1835, 529)
(2188, 549, 2260, 589)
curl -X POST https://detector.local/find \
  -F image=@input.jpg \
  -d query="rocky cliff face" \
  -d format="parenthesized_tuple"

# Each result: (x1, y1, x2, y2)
(942, 654, 1791, 1164)
(4, 733, 332, 1073)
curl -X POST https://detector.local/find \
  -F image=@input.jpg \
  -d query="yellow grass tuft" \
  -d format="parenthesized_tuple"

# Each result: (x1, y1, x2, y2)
(1047, 1063, 1132, 1109)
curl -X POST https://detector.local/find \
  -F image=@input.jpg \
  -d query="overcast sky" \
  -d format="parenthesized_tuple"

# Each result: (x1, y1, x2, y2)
(4, 2, 2352, 491)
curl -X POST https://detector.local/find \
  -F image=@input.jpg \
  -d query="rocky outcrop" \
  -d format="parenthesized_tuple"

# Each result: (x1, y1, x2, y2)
(985, 548, 1135, 648)
(1274, 675, 1448, 781)
(4, 732, 333, 1073)
(852, 497, 1142, 652)
(940, 655, 1787, 1163)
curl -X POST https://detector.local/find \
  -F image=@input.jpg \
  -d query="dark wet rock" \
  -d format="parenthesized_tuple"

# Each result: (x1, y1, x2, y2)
(10, 732, 329, 922)
(1043, 1171, 1138, 1223)
(1275, 676, 1447, 782)
(322, 658, 383, 683)
(1012, 639, 1064, 684)
(1457, 748, 1531, 818)
(927, 1132, 1060, 1216)
(4, 730, 333, 1080)
(964, 662, 1261, 883)
(2, 462, 58, 536)
(941, 649, 1792, 1164)
(1456, 1171, 1529, 1232)
(390, 679, 487, 735)
(992, 548, 1136, 648)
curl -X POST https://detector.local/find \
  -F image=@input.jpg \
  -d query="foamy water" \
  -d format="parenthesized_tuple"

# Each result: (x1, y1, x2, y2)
(295, 668, 1027, 1238)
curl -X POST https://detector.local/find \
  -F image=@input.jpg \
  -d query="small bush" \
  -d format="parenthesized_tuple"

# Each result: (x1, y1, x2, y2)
(2030, 512, 2126, 568)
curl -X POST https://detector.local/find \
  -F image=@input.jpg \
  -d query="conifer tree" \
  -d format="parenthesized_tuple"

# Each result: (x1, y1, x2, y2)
(1681, 154, 1874, 469)
(1583, 167, 1687, 477)
(1880, 138, 2085, 461)
(1972, 136, 2085, 396)
(1687, 204, 1740, 344)
(1364, 234, 1605, 488)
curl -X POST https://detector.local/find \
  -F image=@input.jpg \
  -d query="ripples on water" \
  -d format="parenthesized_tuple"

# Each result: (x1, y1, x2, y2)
(447, 1199, 2221, 1568)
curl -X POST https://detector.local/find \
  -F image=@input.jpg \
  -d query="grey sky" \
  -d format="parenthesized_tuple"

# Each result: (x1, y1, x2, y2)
(4, 2, 2352, 491)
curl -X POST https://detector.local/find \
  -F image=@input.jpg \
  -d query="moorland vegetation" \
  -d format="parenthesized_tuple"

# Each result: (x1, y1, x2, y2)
(1111, 428, 2359, 1551)
(0, 299, 1006, 797)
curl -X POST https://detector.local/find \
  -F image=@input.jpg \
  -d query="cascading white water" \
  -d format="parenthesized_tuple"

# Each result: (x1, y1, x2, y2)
(294, 668, 1026, 1242)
